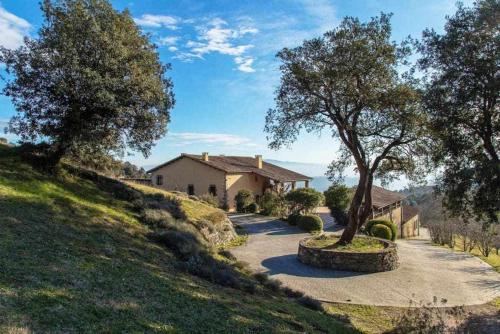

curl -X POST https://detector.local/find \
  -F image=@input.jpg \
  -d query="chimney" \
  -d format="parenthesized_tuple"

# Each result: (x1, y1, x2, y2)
(202, 152, 209, 161)
(255, 155, 263, 169)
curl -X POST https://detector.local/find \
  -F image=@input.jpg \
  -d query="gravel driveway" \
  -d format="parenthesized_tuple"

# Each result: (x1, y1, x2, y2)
(229, 214, 500, 307)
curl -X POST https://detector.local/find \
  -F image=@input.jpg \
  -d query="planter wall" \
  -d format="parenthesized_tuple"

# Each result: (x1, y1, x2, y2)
(297, 236, 399, 272)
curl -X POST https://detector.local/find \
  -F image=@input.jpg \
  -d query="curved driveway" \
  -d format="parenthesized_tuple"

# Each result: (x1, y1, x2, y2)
(229, 213, 500, 307)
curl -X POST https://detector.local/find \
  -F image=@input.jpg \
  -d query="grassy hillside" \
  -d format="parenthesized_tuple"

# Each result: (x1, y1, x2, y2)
(0, 144, 354, 333)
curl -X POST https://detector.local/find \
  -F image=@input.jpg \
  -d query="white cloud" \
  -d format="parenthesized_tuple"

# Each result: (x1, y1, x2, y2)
(234, 56, 255, 73)
(168, 46, 178, 52)
(167, 132, 258, 147)
(0, 5, 30, 49)
(158, 36, 179, 46)
(134, 14, 178, 29)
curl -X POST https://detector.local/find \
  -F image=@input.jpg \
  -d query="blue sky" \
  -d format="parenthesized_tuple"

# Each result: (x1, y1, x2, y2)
(0, 0, 470, 177)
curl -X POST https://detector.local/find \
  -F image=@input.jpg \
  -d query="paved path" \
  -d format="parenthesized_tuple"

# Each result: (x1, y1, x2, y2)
(230, 214, 500, 307)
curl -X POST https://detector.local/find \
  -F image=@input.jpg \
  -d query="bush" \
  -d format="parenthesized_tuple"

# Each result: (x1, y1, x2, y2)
(371, 224, 392, 240)
(288, 212, 302, 226)
(151, 230, 203, 260)
(246, 202, 259, 213)
(297, 296, 324, 312)
(324, 185, 350, 225)
(205, 211, 227, 225)
(260, 190, 286, 217)
(198, 193, 219, 207)
(235, 189, 254, 213)
(285, 188, 324, 214)
(140, 209, 175, 229)
(366, 219, 397, 241)
(298, 214, 323, 232)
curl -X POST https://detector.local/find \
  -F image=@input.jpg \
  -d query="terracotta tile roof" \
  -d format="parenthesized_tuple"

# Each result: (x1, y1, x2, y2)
(402, 205, 420, 222)
(148, 154, 312, 182)
(371, 185, 406, 209)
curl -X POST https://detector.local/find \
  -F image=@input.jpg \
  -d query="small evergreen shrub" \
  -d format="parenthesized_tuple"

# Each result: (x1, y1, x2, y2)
(288, 212, 302, 226)
(263, 278, 283, 292)
(235, 189, 254, 212)
(282, 286, 305, 298)
(298, 214, 323, 232)
(140, 209, 175, 229)
(371, 224, 392, 240)
(366, 219, 398, 241)
(151, 230, 203, 260)
(297, 296, 324, 311)
(253, 272, 269, 284)
(246, 202, 259, 213)
(205, 211, 227, 225)
(199, 193, 219, 207)
(285, 188, 324, 214)
(260, 190, 286, 217)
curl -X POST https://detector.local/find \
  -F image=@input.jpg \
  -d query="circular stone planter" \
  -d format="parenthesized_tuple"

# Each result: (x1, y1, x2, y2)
(297, 235, 399, 272)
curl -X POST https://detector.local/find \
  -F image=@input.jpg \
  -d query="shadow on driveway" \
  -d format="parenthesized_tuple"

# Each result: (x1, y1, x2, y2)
(261, 254, 366, 278)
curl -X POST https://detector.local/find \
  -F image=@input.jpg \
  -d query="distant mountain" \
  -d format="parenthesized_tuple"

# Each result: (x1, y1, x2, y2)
(309, 175, 359, 192)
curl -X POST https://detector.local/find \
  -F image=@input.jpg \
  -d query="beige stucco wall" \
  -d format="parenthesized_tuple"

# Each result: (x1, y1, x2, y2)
(150, 157, 227, 206)
(226, 173, 270, 210)
(373, 203, 403, 237)
(402, 215, 419, 238)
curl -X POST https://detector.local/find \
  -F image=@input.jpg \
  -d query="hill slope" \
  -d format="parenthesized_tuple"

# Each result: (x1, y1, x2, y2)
(0, 144, 353, 333)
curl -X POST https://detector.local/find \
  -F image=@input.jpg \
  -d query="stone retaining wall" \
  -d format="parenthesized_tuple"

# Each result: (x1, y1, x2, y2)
(297, 236, 399, 272)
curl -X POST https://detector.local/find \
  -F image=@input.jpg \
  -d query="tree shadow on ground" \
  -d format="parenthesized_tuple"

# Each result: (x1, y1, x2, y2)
(261, 254, 366, 278)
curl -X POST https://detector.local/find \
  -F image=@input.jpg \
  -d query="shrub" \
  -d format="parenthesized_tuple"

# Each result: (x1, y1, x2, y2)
(288, 212, 302, 226)
(198, 193, 219, 207)
(235, 189, 254, 212)
(285, 188, 324, 214)
(324, 185, 350, 212)
(371, 224, 392, 240)
(263, 278, 283, 292)
(298, 214, 323, 232)
(151, 230, 203, 260)
(282, 286, 305, 298)
(205, 211, 227, 225)
(366, 219, 397, 241)
(246, 202, 259, 213)
(297, 296, 324, 312)
(140, 209, 175, 229)
(260, 189, 286, 217)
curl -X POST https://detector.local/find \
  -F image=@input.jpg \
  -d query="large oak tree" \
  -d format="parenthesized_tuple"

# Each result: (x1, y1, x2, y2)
(418, 0, 499, 225)
(0, 0, 174, 166)
(265, 14, 426, 244)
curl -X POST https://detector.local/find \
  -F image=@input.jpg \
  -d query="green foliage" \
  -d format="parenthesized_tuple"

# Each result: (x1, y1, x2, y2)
(288, 212, 302, 226)
(285, 188, 324, 214)
(418, 0, 499, 225)
(198, 193, 219, 208)
(366, 219, 397, 241)
(0, 145, 352, 333)
(260, 189, 286, 216)
(324, 185, 350, 225)
(298, 214, 323, 233)
(140, 209, 175, 229)
(370, 224, 392, 240)
(0, 0, 174, 167)
(265, 13, 426, 244)
(246, 202, 259, 213)
(235, 189, 254, 213)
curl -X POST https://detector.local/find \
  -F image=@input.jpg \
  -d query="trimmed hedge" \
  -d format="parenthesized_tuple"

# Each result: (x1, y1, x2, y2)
(298, 214, 323, 232)
(235, 189, 253, 213)
(371, 224, 392, 240)
(246, 202, 259, 213)
(288, 212, 302, 226)
(366, 219, 398, 241)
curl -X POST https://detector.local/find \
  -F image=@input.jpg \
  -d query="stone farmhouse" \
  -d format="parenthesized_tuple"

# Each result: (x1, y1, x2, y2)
(147, 153, 311, 211)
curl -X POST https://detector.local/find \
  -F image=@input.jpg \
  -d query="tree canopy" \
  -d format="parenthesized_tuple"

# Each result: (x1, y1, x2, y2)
(0, 0, 174, 166)
(265, 14, 426, 243)
(418, 0, 499, 225)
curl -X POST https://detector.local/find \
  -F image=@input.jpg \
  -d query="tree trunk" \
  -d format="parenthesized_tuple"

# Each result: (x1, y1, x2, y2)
(338, 168, 368, 244)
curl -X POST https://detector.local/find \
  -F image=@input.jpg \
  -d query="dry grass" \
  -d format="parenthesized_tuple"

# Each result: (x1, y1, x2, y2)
(306, 235, 384, 252)
(0, 145, 354, 333)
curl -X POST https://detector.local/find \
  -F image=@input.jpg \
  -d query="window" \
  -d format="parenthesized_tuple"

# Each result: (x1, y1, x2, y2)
(156, 175, 163, 186)
(208, 185, 217, 196)
(187, 184, 195, 195)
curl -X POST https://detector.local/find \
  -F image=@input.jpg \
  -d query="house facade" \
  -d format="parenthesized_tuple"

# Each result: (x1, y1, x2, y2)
(147, 153, 311, 211)
(369, 186, 420, 238)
